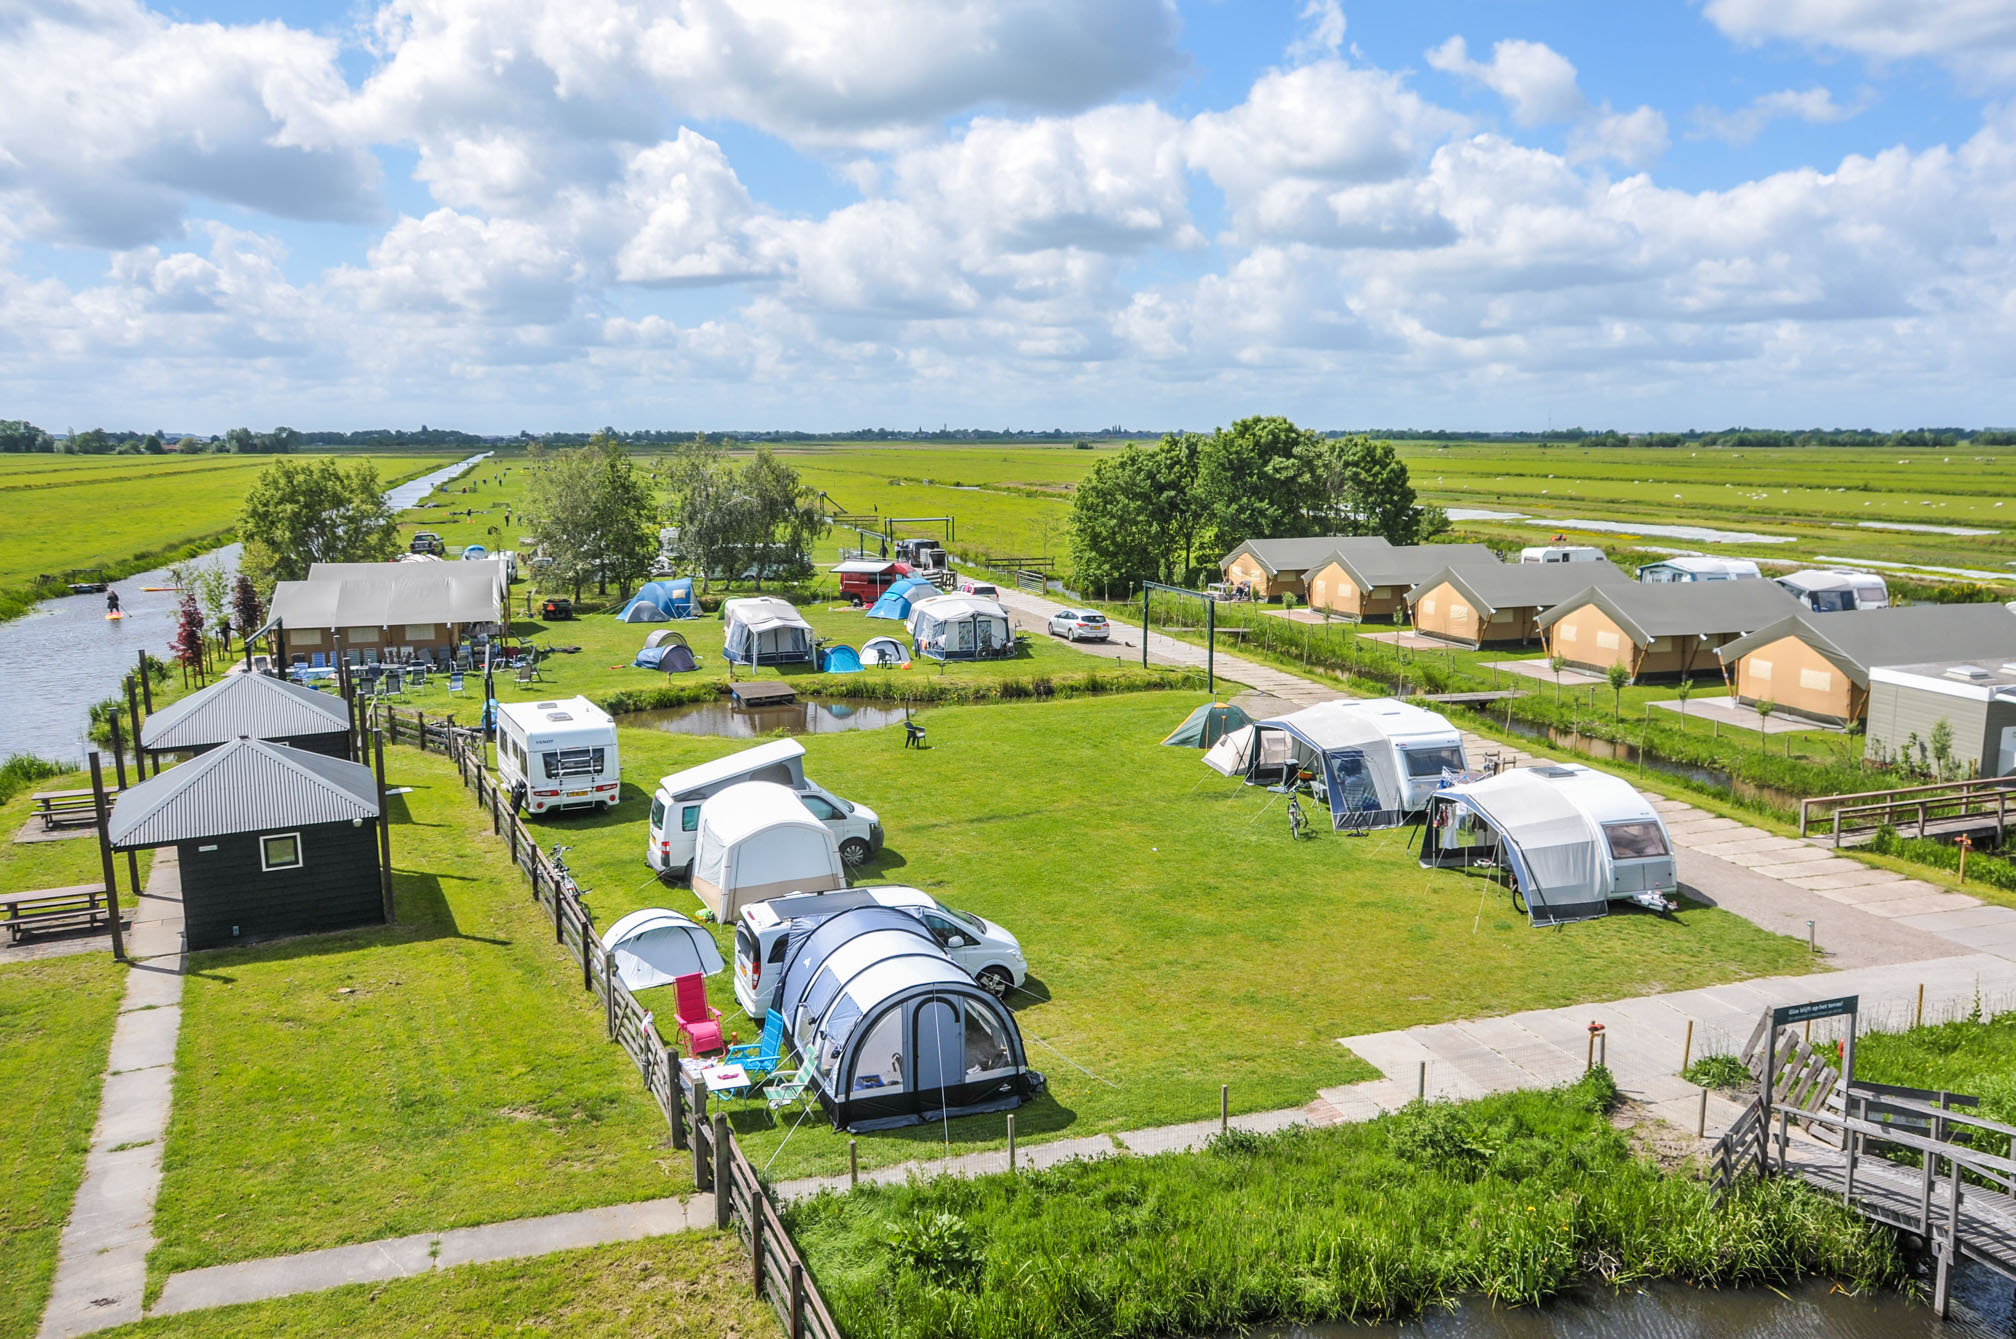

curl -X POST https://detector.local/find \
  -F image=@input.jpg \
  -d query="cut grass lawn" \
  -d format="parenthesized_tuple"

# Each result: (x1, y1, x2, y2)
(0, 768, 152, 902)
(106, 1233, 778, 1339)
(0, 952, 125, 1339)
(1854, 1006, 2016, 1130)
(505, 691, 1815, 1181)
(147, 747, 686, 1288)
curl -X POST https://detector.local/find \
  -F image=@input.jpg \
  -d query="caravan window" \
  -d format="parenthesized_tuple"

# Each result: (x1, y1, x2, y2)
(1402, 745, 1465, 778)
(542, 747, 605, 779)
(650, 796, 666, 831)
(1603, 821, 1670, 859)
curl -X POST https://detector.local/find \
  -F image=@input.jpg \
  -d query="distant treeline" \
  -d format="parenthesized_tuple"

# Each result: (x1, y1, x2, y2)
(1374, 426, 2016, 448)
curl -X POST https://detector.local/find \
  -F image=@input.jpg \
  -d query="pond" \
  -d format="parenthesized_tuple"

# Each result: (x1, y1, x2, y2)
(623, 698, 911, 738)
(1234, 1269, 2009, 1338)
(0, 454, 489, 763)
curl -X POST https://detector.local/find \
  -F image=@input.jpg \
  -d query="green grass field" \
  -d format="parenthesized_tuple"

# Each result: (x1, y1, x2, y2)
(508, 692, 1814, 1180)
(0, 769, 153, 902)
(107, 1234, 778, 1339)
(0, 953, 126, 1339)
(147, 748, 686, 1287)
(0, 454, 443, 620)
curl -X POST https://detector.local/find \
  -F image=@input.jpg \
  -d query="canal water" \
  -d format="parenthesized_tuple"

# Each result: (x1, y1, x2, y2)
(625, 699, 910, 738)
(1239, 1268, 2010, 1338)
(0, 454, 488, 764)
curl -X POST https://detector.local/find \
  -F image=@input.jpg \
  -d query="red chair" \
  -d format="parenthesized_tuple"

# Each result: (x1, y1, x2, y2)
(672, 972, 724, 1055)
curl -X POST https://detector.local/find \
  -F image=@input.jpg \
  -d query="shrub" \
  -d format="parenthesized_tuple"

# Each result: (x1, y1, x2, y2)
(0, 754, 66, 803)
(881, 1210, 982, 1289)
(1683, 1054, 1752, 1092)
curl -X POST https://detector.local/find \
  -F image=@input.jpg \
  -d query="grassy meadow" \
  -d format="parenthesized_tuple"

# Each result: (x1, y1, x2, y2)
(509, 691, 1814, 1180)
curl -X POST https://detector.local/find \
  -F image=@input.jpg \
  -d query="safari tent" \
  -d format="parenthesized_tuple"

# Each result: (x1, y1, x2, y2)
(600, 908, 725, 991)
(1161, 702, 1252, 748)
(1418, 764, 1678, 926)
(1218, 536, 1393, 602)
(1305, 544, 1500, 621)
(1406, 561, 1630, 647)
(866, 577, 941, 621)
(1715, 605, 2016, 725)
(1536, 581, 1800, 680)
(908, 594, 1013, 661)
(691, 781, 845, 922)
(772, 906, 1041, 1132)
(861, 636, 911, 667)
(722, 597, 815, 665)
(1202, 699, 1465, 828)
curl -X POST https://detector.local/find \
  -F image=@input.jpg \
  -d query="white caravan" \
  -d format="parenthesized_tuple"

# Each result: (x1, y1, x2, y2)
(496, 696, 621, 815)
(1776, 569, 1889, 613)
(1520, 545, 1608, 564)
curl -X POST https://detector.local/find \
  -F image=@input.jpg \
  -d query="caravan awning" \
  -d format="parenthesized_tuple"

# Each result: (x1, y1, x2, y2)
(1432, 770, 1604, 925)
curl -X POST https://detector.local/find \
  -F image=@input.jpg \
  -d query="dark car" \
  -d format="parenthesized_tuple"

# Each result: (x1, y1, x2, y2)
(540, 597, 574, 620)
(409, 531, 445, 555)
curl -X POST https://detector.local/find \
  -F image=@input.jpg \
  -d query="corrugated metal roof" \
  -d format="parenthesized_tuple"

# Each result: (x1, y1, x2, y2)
(1326, 543, 1501, 591)
(267, 559, 503, 630)
(1535, 581, 1801, 642)
(1407, 561, 1630, 616)
(1716, 604, 2016, 686)
(139, 672, 349, 751)
(1221, 535, 1392, 576)
(110, 736, 379, 849)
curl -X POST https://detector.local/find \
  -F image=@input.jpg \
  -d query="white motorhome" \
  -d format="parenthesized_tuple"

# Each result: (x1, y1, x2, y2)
(1776, 569, 1889, 613)
(646, 740, 882, 879)
(496, 696, 621, 815)
(1520, 545, 1608, 564)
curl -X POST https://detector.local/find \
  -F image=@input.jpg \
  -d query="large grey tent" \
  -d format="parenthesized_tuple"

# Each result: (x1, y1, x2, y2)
(773, 906, 1042, 1131)
(1201, 700, 1464, 829)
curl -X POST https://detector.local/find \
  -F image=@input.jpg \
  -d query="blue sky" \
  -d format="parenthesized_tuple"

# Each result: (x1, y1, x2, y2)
(4, 0, 2016, 433)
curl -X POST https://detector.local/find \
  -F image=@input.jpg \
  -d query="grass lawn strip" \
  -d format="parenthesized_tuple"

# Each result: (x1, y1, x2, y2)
(518, 691, 1813, 1182)
(146, 747, 685, 1289)
(0, 953, 126, 1339)
(104, 1234, 778, 1339)
(786, 1071, 1903, 1339)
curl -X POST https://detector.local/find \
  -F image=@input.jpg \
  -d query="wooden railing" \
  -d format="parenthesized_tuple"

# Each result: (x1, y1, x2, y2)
(373, 702, 845, 1339)
(1799, 775, 2016, 846)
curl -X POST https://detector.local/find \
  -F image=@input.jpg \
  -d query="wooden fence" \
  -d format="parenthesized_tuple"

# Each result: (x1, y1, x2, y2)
(368, 700, 844, 1339)
(1799, 775, 2016, 846)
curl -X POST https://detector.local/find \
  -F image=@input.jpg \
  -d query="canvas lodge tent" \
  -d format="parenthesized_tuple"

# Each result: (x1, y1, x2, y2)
(1406, 561, 1629, 648)
(263, 559, 505, 666)
(1218, 536, 1392, 602)
(1306, 544, 1501, 621)
(1715, 605, 2016, 726)
(691, 781, 845, 922)
(722, 597, 815, 665)
(1536, 581, 1800, 680)
(772, 905, 1042, 1132)
(1418, 764, 1677, 926)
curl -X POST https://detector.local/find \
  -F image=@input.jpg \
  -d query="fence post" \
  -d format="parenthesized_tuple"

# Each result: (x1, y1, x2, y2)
(1220, 1083, 1228, 1134)
(669, 1040, 688, 1150)
(751, 1195, 765, 1294)
(849, 1138, 858, 1190)
(580, 903, 593, 991)
(789, 1261, 805, 1339)
(1681, 1019, 1693, 1074)
(690, 1085, 707, 1177)
(1007, 1114, 1015, 1172)
(713, 1114, 732, 1229)
(605, 949, 618, 1038)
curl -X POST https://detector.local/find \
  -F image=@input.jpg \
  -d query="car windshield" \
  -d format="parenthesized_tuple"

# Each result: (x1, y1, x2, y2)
(1402, 745, 1465, 778)
(945, 908, 986, 933)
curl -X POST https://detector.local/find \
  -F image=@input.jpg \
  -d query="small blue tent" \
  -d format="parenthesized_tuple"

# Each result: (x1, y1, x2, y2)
(821, 644, 863, 674)
(616, 597, 669, 622)
(866, 577, 941, 621)
(635, 643, 699, 672)
(634, 578, 696, 619)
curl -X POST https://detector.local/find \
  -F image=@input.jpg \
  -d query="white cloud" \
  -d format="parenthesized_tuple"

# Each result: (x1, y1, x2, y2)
(610, 133, 770, 285)
(1569, 105, 1671, 168)
(1426, 36, 1585, 126)
(1693, 87, 1875, 146)
(1704, 0, 2016, 84)
(331, 210, 585, 324)
(1286, 0, 1347, 65)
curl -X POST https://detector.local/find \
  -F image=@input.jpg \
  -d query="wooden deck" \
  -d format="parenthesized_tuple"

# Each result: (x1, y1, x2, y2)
(1781, 1141, 2016, 1276)
(728, 681, 797, 707)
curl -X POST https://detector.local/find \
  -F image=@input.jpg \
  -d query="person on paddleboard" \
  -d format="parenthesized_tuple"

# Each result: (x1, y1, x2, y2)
(106, 589, 122, 616)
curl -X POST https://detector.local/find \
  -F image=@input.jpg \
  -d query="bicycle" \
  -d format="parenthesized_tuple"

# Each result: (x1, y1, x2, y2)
(1287, 794, 1308, 840)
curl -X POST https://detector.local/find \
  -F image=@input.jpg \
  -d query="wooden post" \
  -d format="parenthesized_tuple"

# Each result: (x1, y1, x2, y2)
(581, 903, 593, 992)
(712, 1114, 731, 1229)
(89, 752, 127, 963)
(1759, 1023, 1776, 1178)
(1842, 1092, 1860, 1205)
(750, 1195, 764, 1294)
(1696, 1086, 1708, 1139)
(137, 648, 153, 714)
(124, 673, 147, 779)
(1220, 1083, 1228, 1134)
(789, 1261, 805, 1339)
(848, 1138, 858, 1190)
(690, 1084, 707, 1178)
(1916, 982, 1925, 1029)
(108, 711, 143, 897)
(1934, 1156, 1962, 1319)
(373, 729, 394, 926)
(604, 948, 617, 1039)
(1007, 1114, 1016, 1172)
(1417, 1061, 1426, 1100)
(1681, 1019, 1694, 1074)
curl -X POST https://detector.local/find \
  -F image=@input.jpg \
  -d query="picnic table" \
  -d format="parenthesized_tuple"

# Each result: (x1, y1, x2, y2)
(29, 788, 115, 831)
(1, 885, 112, 942)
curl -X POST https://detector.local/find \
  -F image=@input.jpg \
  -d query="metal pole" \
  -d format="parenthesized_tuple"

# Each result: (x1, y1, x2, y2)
(1007, 1114, 1016, 1172)
(89, 752, 127, 963)
(373, 729, 394, 926)
(1220, 1083, 1228, 1134)
(1141, 584, 1149, 669)
(1206, 595, 1215, 694)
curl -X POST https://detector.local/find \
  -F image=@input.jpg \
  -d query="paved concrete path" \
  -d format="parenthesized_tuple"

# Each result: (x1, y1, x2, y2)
(148, 1195, 717, 1319)
(38, 852, 186, 1339)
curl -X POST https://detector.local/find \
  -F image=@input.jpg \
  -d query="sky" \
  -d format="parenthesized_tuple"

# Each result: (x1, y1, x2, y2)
(6, 0, 2016, 434)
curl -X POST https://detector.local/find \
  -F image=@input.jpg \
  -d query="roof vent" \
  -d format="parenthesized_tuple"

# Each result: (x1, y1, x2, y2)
(1531, 765, 1578, 778)
(535, 701, 559, 709)
(547, 712, 573, 722)
(1946, 665, 1992, 682)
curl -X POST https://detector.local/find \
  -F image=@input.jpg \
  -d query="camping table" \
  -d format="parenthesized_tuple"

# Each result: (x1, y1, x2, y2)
(29, 789, 114, 830)
(1, 885, 111, 942)
(702, 1063, 753, 1100)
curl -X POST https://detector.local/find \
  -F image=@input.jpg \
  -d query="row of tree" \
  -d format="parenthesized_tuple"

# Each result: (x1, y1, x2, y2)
(0, 422, 310, 453)
(660, 439, 822, 591)
(1067, 416, 1441, 591)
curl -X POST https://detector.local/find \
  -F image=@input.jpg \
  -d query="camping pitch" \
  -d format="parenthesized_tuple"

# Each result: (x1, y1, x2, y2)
(1202, 700, 1465, 828)
(723, 597, 816, 665)
(691, 780, 845, 922)
(1162, 702, 1252, 748)
(908, 593, 1013, 660)
(1418, 764, 1678, 925)
(861, 635, 911, 667)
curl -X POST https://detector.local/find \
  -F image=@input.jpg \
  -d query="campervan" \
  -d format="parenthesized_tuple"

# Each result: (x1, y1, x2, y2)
(495, 696, 621, 815)
(1776, 569, 1889, 612)
(1520, 545, 1607, 564)
(733, 885, 1027, 1018)
(646, 740, 881, 879)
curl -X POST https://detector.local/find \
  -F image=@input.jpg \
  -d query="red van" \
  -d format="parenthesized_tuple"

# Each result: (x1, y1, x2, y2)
(831, 559, 913, 606)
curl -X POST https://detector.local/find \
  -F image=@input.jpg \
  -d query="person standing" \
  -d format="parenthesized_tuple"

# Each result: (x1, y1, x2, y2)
(106, 589, 122, 616)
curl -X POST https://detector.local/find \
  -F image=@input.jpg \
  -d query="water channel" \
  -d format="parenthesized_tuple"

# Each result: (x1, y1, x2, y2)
(624, 698, 910, 738)
(0, 453, 489, 763)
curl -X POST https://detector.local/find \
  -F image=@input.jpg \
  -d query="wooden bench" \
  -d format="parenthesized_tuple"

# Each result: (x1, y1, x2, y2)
(29, 789, 115, 831)
(1, 885, 112, 942)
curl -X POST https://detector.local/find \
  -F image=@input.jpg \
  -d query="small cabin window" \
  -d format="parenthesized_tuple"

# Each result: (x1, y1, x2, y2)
(1595, 630, 1620, 650)
(260, 832, 303, 872)
(1421, 598, 1438, 616)
(1450, 603, 1470, 622)
(1799, 668, 1832, 692)
(1559, 625, 1578, 641)
(404, 623, 435, 639)
(682, 805, 700, 833)
(291, 628, 325, 645)
(1750, 658, 1773, 682)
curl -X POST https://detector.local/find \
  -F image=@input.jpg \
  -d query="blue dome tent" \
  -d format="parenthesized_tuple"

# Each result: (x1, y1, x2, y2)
(616, 596, 670, 622)
(865, 577, 941, 621)
(634, 630, 698, 672)
(634, 578, 695, 619)
(821, 644, 864, 673)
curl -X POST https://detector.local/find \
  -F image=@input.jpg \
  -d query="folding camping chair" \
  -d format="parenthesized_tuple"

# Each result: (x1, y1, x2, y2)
(670, 972, 723, 1055)
(723, 1010, 786, 1084)
(407, 666, 427, 693)
(765, 1054, 820, 1115)
(447, 668, 465, 696)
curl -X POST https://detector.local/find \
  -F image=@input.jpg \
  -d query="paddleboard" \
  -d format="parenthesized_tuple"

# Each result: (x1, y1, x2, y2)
(106, 612, 125, 621)
(141, 586, 180, 592)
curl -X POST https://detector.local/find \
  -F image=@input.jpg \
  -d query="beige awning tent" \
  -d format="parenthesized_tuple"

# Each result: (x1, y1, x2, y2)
(691, 781, 845, 923)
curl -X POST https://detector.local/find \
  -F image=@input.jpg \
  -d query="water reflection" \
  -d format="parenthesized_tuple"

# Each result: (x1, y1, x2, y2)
(625, 699, 910, 738)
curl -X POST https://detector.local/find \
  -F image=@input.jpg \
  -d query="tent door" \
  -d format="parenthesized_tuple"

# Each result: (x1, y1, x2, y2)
(1323, 750, 1378, 818)
(911, 998, 964, 1099)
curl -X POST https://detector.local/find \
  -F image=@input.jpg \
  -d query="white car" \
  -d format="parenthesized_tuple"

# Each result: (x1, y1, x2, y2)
(1048, 608, 1110, 641)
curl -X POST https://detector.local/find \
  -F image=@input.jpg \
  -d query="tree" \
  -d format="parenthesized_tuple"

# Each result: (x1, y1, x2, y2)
(663, 437, 740, 593)
(1067, 434, 1201, 593)
(170, 557, 233, 637)
(1327, 437, 1423, 544)
(1193, 416, 1328, 559)
(1606, 662, 1631, 719)
(1930, 717, 1954, 779)
(68, 428, 113, 453)
(1753, 697, 1775, 748)
(223, 427, 257, 453)
(231, 574, 264, 643)
(1674, 677, 1694, 722)
(238, 457, 399, 588)
(0, 419, 53, 452)
(732, 448, 820, 591)
(1548, 653, 1567, 703)
(170, 594, 206, 685)
(521, 436, 657, 601)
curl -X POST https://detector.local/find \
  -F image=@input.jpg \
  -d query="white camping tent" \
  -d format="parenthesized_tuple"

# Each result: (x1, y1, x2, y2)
(600, 908, 725, 990)
(691, 781, 845, 922)
(907, 594, 1012, 660)
(1200, 699, 1466, 828)
(722, 596, 815, 664)
(861, 635, 911, 667)
(1419, 764, 1677, 926)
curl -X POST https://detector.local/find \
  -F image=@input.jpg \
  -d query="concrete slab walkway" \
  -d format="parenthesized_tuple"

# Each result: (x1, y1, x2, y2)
(38, 852, 186, 1339)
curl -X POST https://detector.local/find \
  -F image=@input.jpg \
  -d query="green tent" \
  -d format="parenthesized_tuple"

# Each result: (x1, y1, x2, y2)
(1161, 702, 1253, 748)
